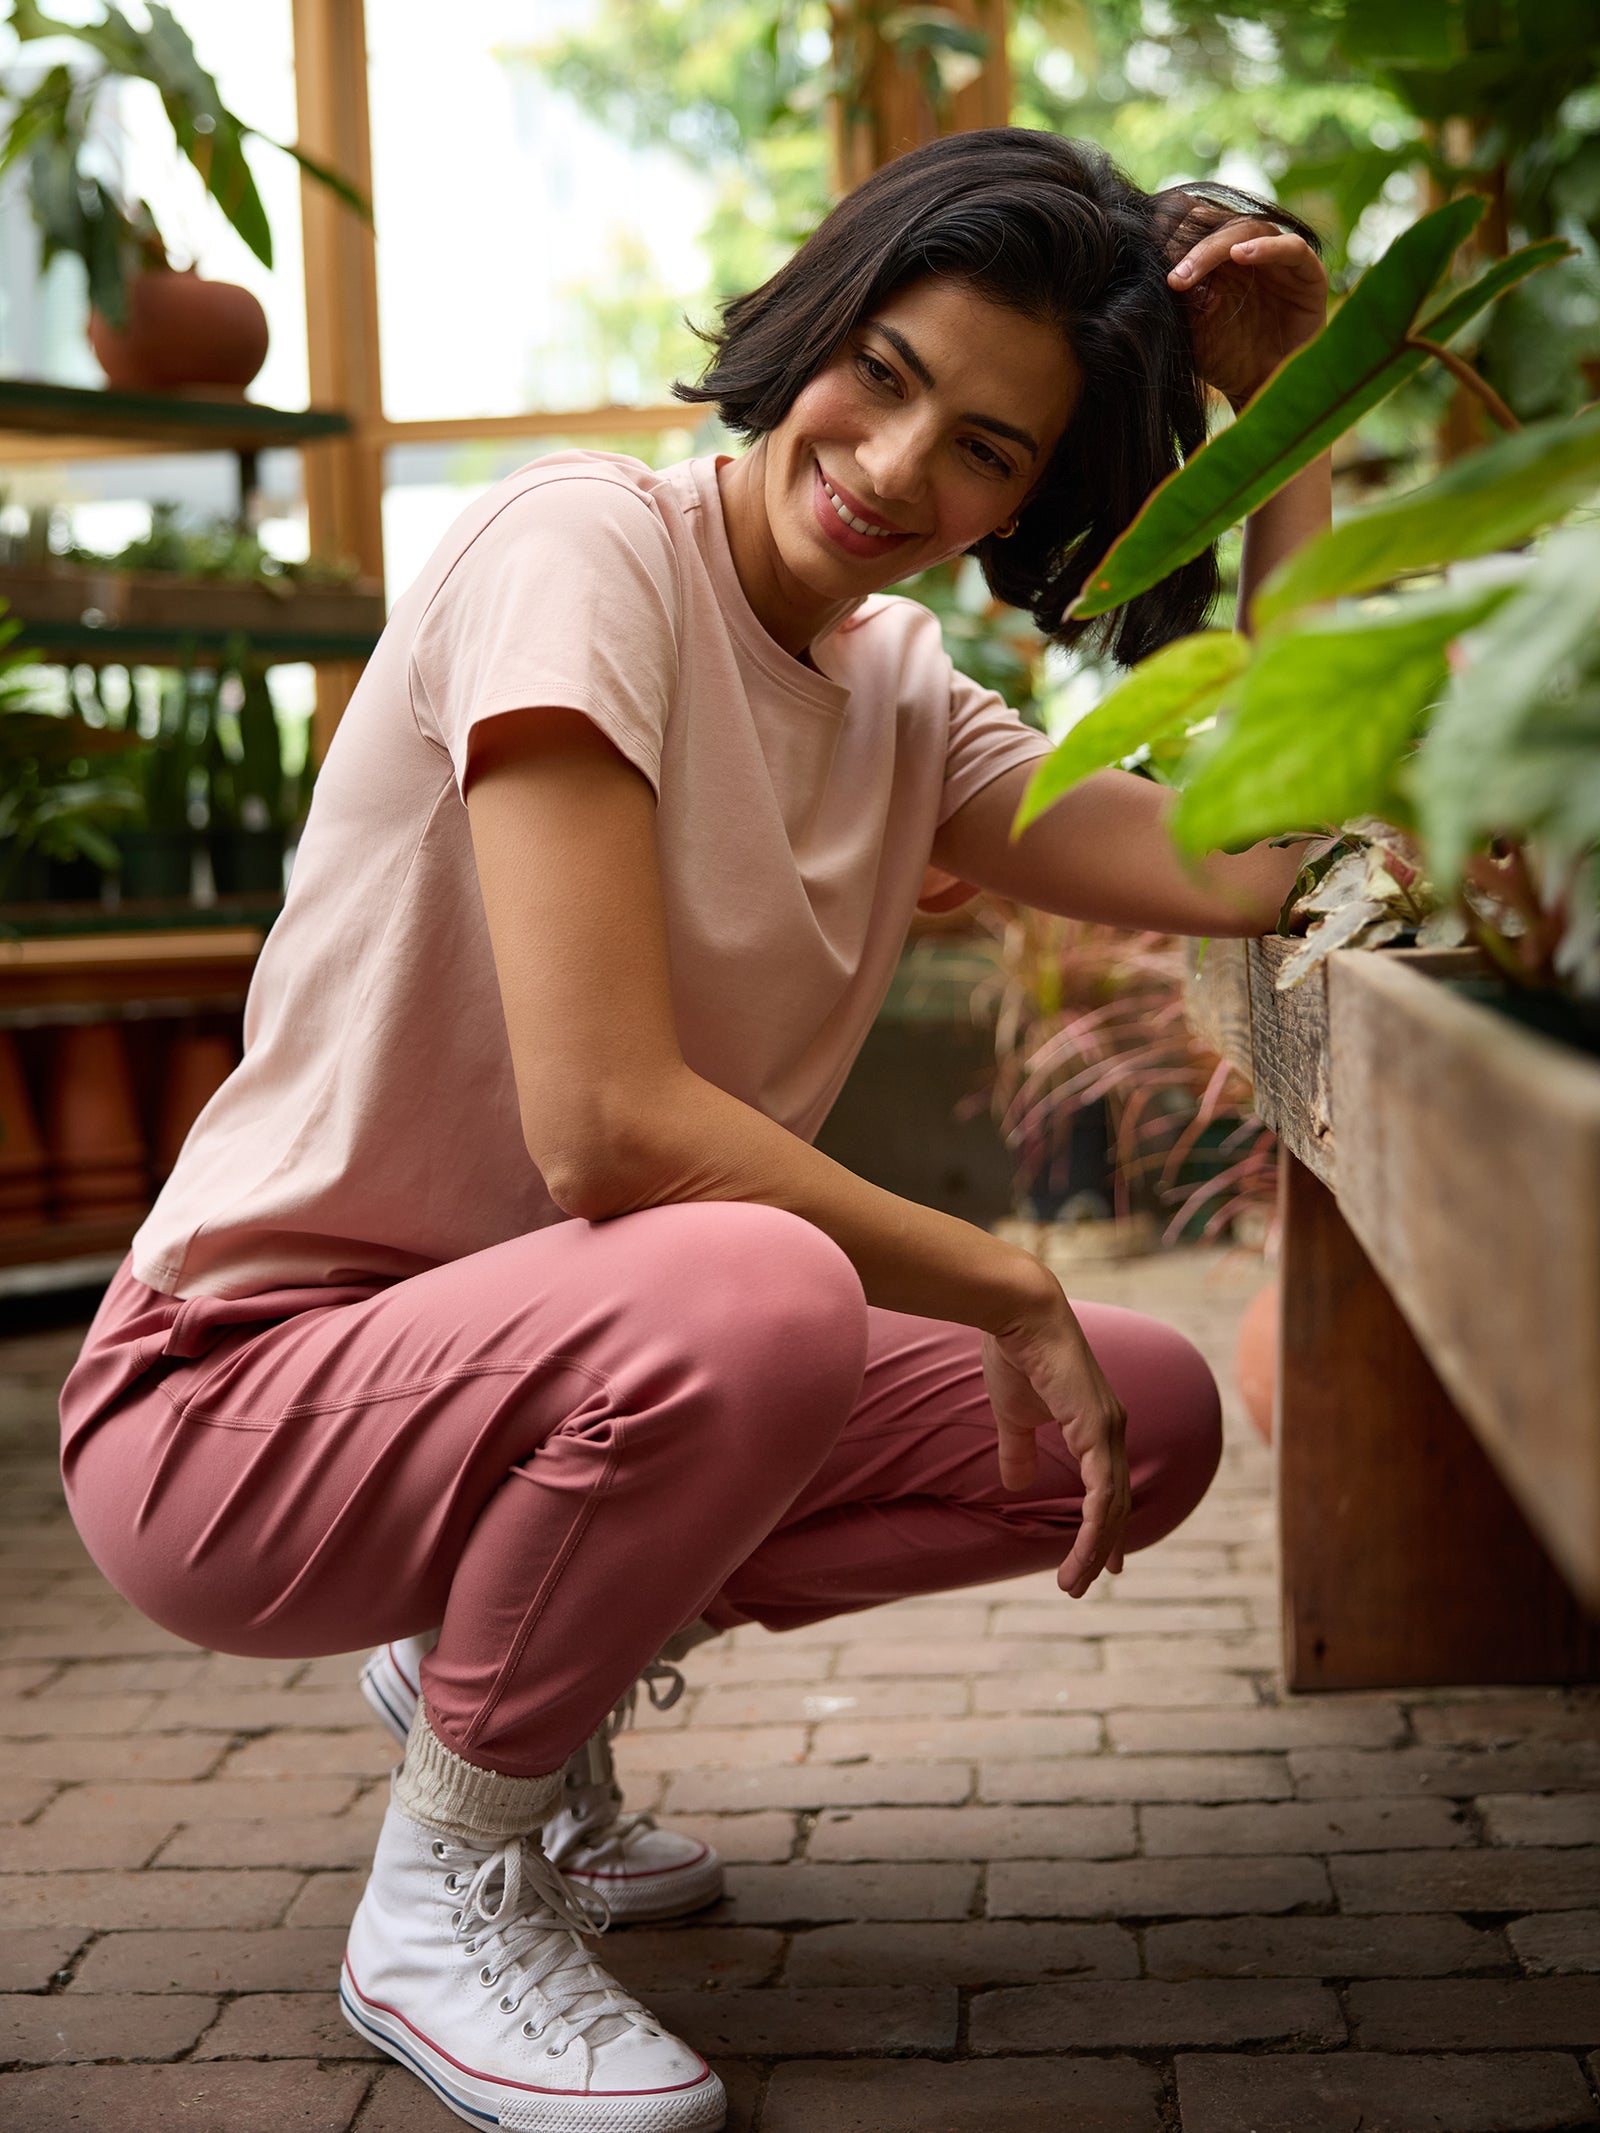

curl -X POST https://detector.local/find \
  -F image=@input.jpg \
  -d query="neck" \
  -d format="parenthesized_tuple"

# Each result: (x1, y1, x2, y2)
(717, 441, 858, 659)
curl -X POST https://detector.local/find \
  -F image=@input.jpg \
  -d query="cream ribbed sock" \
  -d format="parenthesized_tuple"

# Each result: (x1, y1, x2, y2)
(393, 1705, 563, 1847)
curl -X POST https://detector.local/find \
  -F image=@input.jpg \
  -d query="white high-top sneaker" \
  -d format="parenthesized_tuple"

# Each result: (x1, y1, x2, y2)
(360, 1634, 723, 1923)
(342, 1792, 726, 2131)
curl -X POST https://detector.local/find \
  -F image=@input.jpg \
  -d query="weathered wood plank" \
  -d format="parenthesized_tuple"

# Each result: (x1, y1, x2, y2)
(1331, 949, 1600, 1615)
(1277, 1153, 1600, 1686)
(1183, 937, 1252, 1078)
(1245, 938, 1337, 1186)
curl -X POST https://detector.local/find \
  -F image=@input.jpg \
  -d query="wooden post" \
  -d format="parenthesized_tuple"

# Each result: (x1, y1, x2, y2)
(1276, 1151, 1600, 1690)
(291, 0, 385, 761)
(829, 0, 1010, 193)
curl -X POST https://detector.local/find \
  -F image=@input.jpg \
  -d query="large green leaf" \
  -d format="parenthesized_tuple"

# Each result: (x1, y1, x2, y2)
(1012, 631, 1250, 835)
(1169, 585, 1512, 858)
(1413, 237, 1572, 344)
(1411, 524, 1600, 883)
(1070, 203, 1568, 622)
(1256, 409, 1600, 624)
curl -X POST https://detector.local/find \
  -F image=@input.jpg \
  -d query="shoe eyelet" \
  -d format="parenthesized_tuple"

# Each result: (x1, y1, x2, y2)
(479, 1966, 495, 1986)
(450, 1910, 463, 1927)
(443, 1874, 461, 1892)
(501, 1995, 517, 2014)
(431, 1840, 447, 1859)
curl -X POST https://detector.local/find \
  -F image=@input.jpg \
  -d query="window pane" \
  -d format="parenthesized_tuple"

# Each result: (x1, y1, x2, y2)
(367, 0, 724, 421)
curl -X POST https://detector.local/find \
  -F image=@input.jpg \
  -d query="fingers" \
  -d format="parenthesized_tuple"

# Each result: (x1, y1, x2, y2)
(1056, 1443, 1131, 1600)
(1168, 223, 1321, 293)
(1227, 232, 1328, 287)
(1167, 216, 1281, 289)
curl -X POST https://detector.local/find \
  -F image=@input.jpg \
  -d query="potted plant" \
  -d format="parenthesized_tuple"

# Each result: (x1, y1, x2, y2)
(0, 0, 366, 392)
(0, 603, 137, 905)
(115, 660, 200, 901)
(969, 902, 1278, 1251)
(203, 636, 308, 897)
(1020, 192, 1600, 1607)
(1018, 193, 1596, 1028)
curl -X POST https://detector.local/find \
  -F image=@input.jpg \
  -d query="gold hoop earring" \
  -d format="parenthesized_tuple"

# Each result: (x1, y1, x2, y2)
(995, 517, 1019, 539)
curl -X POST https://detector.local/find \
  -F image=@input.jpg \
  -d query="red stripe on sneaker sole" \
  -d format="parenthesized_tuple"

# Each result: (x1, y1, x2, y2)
(341, 1955, 713, 2097)
(568, 1843, 714, 1885)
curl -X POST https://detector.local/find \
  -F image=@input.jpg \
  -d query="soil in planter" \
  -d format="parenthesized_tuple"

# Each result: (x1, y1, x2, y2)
(1447, 976, 1600, 1063)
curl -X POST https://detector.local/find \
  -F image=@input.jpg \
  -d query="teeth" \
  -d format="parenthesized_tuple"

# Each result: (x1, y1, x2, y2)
(822, 474, 897, 538)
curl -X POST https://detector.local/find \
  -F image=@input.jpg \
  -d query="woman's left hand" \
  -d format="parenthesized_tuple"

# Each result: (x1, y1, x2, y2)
(1167, 213, 1328, 411)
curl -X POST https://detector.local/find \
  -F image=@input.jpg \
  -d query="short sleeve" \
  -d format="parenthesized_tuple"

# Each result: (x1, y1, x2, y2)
(408, 471, 682, 802)
(938, 660, 1054, 829)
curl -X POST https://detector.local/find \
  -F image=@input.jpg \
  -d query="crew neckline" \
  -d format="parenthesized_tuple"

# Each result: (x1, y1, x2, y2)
(676, 454, 858, 712)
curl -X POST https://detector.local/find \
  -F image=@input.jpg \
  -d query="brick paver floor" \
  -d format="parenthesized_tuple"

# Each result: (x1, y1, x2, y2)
(2, 1246, 1598, 2131)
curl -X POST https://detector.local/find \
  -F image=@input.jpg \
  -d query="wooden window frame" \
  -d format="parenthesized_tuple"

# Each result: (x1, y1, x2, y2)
(290, 0, 1010, 752)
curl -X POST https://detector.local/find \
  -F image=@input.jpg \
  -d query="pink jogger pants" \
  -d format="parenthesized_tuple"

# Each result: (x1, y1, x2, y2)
(60, 1203, 1222, 1778)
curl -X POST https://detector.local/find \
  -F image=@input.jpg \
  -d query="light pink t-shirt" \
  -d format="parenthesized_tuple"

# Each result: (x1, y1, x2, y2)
(132, 451, 1052, 1298)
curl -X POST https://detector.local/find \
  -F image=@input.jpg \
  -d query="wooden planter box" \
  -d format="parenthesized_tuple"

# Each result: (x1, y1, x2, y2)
(0, 561, 385, 663)
(1189, 935, 1600, 1685)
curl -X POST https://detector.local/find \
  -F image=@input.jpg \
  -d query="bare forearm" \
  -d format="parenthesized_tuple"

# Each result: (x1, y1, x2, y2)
(1237, 450, 1331, 629)
(567, 1066, 1055, 1335)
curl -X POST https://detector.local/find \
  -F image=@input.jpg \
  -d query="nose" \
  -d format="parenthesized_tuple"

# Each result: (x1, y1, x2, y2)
(855, 411, 931, 515)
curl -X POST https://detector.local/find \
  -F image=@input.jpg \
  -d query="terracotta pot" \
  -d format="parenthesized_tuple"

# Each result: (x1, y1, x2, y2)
(89, 269, 268, 395)
(45, 1023, 148, 1224)
(1234, 1278, 1280, 1444)
(156, 1030, 237, 1179)
(0, 1033, 48, 1234)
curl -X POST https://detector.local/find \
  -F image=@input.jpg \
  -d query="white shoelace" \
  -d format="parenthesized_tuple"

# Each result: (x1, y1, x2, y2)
(604, 1657, 686, 1738)
(439, 1835, 649, 2055)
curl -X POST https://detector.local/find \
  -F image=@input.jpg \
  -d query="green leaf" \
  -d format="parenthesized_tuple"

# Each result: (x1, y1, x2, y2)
(1413, 237, 1571, 344)
(1170, 586, 1512, 858)
(264, 138, 373, 222)
(1071, 204, 1569, 623)
(1256, 408, 1600, 623)
(1411, 523, 1600, 883)
(1012, 631, 1250, 835)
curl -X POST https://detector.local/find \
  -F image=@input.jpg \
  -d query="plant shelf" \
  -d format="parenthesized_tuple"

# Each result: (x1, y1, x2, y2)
(1, 560, 385, 666)
(0, 923, 267, 1027)
(0, 378, 350, 459)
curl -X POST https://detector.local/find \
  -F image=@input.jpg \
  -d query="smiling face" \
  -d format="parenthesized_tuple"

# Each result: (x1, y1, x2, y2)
(720, 275, 1084, 654)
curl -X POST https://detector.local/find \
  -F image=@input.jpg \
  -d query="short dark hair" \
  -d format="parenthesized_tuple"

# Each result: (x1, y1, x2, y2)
(674, 129, 1318, 665)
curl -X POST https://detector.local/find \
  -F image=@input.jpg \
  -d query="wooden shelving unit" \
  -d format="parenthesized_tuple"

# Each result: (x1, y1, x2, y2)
(1, 560, 385, 667)
(0, 378, 385, 669)
(0, 924, 269, 1294)
(0, 379, 373, 1289)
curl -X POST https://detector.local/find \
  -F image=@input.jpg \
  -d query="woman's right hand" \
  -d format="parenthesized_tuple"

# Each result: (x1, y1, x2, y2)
(982, 1281, 1131, 1599)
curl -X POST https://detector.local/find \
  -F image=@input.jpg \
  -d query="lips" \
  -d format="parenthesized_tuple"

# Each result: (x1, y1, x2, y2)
(819, 466, 904, 536)
(811, 460, 915, 558)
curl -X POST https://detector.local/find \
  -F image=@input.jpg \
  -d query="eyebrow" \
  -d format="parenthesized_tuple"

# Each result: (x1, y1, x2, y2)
(869, 321, 1041, 459)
